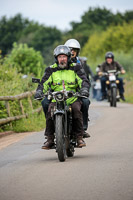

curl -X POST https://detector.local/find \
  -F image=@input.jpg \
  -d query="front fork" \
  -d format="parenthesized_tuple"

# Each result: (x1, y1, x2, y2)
(107, 82, 117, 100)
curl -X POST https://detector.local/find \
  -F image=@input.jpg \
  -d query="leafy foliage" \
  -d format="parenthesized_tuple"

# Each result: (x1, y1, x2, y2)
(0, 14, 30, 55)
(0, 56, 44, 132)
(3, 43, 45, 76)
(81, 21, 133, 63)
(124, 80, 133, 103)
(1, 8, 133, 65)
(19, 23, 63, 65)
(0, 14, 63, 65)
(0, 60, 31, 96)
(115, 50, 133, 75)
(67, 7, 133, 47)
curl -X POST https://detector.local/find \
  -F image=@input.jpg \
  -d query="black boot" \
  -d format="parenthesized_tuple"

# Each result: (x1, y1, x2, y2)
(83, 131, 90, 138)
(120, 94, 125, 101)
(77, 136, 86, 148)
(42, 135, 55, 149)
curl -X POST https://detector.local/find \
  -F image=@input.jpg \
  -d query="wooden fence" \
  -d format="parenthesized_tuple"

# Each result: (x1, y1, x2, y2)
(0, 90, 42, 126)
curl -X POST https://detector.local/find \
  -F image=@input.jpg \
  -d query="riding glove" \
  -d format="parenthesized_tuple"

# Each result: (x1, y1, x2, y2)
(34, 90, 43, 99)
(80, 87, 89, 97)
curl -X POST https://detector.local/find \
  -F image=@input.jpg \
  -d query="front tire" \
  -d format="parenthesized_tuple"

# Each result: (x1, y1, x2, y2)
(55, 114, 66, 162)
(111, 87, 117, 107)
(66, 141, 74, 157)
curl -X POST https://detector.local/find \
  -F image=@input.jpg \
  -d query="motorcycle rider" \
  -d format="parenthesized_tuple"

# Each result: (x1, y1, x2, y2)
(35, 45, 90, 149)
(99, 52, 126, 101)
(79, 56, 94, 81)
(64, 39, 91, 138)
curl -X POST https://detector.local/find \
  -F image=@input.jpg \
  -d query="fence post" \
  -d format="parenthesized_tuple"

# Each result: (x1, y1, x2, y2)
(19, 100, 25, 115)
(0, 90, 42, 126)
(5, 101, 11, 117)
(28, 96, 33, 110)
(5, 101, 12, 128)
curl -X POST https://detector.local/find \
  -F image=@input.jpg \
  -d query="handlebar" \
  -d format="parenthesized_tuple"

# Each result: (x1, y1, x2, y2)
(101, 70, 121, 76)
(34, 90, 87, 101)
(32, 78, 88, 100)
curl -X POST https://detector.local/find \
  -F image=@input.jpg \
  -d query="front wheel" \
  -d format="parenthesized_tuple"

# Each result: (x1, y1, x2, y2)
(55, 114, 66, 162)
(66, 140, 74, 157)
(110, 87, 117, 107)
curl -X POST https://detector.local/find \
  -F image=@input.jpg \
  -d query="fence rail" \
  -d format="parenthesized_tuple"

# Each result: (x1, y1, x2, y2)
(0, 90, 42, 126)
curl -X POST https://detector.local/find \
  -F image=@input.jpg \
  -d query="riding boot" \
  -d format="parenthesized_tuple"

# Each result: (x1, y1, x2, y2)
(83, 131, 90, 138)
(42, 135, 55, 150)
(77, 136, 86, 148)
(120, 93, 125, 101)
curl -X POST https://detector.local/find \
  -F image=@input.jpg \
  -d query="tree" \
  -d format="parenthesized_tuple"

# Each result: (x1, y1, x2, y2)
(19, 24, 63, 65)
(81, 21, 133, 62)
(0, 14, 30, 55)
(0, 14, 63, 65)
(67, 7, 133, 48)
(124, 10, 133, 22)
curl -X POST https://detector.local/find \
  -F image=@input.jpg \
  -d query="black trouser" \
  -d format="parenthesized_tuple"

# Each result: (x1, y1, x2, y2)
(81, 98, 90, 131)
(45, 101, 84, 137)
(41, 97, 51, 116)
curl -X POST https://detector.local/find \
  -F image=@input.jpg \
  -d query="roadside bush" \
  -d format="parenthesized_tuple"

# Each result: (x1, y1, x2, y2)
(4, 42, 45, 76)
(0, 56, 45, 132)
(115, 50, 133, 79)
(0, 62, 36, 96)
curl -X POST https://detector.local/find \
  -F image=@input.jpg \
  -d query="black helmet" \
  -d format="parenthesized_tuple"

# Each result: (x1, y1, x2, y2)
(54, 45, 71, 63)
(105, 52, 114, 60)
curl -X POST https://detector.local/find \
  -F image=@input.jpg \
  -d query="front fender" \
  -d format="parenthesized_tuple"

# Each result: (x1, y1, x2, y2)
(54, 110, 65, 115)
(110, 83, 117, 88)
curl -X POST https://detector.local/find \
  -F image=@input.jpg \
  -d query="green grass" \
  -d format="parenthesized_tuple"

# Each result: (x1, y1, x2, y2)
(12, 112, 46, 133)
(124, 80, 133, 104)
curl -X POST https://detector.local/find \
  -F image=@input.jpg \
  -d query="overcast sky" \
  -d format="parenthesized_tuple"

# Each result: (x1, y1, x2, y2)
(0, 0, 133, 31)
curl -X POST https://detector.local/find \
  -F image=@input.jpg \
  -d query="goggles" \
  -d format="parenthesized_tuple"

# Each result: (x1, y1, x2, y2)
(70, 48, 79, 53)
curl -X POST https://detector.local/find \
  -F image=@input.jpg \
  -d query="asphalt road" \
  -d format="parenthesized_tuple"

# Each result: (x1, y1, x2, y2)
(0, 101, 133, 200)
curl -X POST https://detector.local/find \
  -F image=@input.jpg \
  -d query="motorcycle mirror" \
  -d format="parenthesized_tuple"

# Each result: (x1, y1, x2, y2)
(32, 77, 40, 83)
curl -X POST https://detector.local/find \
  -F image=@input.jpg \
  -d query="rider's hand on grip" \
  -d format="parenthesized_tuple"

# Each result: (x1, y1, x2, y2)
(34, 90, 43, 99)
(98, 71, 103, 76)
(80, 87, 89, 97)
(121, 69, 126, 74)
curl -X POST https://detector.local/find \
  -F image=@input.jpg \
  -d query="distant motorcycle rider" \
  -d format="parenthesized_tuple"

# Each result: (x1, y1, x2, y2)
(79, 56, 94, 80)
(35, 45, 90, 149)
(65, 39, 91, 138)
(99, 52, 126, 101)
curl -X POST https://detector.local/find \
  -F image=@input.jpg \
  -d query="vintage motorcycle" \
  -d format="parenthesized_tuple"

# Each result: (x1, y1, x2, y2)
(103, 70, 120, 107)
(32, 77, 86, 162)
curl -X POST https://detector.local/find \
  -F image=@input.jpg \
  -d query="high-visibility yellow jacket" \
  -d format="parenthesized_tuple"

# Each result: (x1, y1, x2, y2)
(38, 62, 90, 105)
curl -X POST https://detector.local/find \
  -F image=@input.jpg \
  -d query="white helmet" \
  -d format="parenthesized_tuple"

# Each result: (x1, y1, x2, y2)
(64, 39, 80, 50)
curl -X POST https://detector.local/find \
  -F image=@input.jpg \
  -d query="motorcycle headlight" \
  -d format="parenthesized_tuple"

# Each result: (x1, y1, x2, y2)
(55, 92, 64, 101)
(67, 91, 73, 98)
